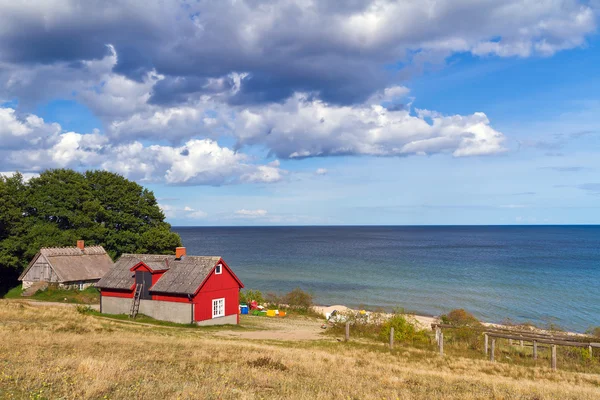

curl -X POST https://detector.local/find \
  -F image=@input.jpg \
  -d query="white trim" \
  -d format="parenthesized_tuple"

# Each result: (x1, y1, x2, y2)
(212, 298, 225, 318)
(215, 263, 222, 275)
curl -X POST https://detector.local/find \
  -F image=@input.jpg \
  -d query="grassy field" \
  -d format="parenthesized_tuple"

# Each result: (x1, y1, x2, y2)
(1, 301, 600, 399)
(4, 285, 100, 304)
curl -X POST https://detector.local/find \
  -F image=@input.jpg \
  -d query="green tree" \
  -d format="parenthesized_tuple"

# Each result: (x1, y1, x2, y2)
(0, 169, 182, 294)
(0, 173, 27, 293)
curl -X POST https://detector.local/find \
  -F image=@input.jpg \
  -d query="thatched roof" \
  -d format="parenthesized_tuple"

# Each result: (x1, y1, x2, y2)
(19, 246, 114, 282)
(95, 254, 223, 295)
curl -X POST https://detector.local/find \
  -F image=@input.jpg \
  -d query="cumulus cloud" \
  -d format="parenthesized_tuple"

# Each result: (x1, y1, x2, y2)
(0, 1, 595, 105)
(0, 107, 285, 186)
(234, 91, 506, 158)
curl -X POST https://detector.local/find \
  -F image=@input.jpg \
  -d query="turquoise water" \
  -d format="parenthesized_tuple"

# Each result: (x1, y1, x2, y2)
(173, 226, 600, 332)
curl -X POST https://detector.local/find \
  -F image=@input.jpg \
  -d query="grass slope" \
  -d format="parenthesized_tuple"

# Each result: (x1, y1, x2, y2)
(1, 300, 600, 399)
(3, 285, 100, 304)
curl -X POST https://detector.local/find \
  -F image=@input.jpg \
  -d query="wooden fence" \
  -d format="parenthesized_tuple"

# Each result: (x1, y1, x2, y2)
(432, 323, 600, 371)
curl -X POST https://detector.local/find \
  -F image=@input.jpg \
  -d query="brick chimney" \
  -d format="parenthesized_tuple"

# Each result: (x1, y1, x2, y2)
(175, 247, 186, 259)
(77, 240, 85, 250)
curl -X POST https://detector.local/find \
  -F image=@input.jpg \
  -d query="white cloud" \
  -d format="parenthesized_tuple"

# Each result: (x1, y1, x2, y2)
(0, 107, 286, 186)
(235, 91, 506, 158)
(0, 171, 39, 182)
(500, 204, 527, 209)
(315, 168, 328, 175)
(235, 209, 268, 217)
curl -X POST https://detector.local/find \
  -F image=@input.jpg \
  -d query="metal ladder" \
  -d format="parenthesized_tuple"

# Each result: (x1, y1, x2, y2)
(129, 283, 143, 318)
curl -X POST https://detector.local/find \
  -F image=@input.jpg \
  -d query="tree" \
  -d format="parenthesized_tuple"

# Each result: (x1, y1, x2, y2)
(0, 173, 27, 294)
(0, 169, 182, 294)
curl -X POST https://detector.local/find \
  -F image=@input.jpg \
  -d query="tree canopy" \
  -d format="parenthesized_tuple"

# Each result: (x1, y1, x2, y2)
(0, 169, 182, 294)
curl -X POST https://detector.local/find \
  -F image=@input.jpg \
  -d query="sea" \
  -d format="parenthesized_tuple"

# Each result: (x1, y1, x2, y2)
(173, 225, 600, 332)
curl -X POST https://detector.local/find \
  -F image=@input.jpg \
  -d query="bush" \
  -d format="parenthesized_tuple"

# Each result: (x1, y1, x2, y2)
(283, 288, 313, 311)
(239, 289, 264, 305)
(379, 314, 430, 345)
(440, 309, 481, 327)
(264, 292, 282, 308)
(586, 326, 600, 337)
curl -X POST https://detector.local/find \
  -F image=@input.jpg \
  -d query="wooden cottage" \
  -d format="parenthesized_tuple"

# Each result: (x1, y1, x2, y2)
(95, 247, 244, 325)
(19, 241, 114, 290)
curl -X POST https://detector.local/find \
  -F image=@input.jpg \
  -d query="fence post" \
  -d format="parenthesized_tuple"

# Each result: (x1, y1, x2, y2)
(439, 330, 444, 356)
(533, 340, 537, 360)
(390, 327, 394, 350)
(345, 321, 350, 342)
(490, 338, 495, 362)
(520, 340, 524, 347)
(435, 327, 440, 345)
(484, 334, 488, 355)
(551, 345, 557, 371)
(589, 345, 593, 358)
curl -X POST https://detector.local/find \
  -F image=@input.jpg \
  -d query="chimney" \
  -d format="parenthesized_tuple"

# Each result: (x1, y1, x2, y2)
(175, 247, 186, 259)
(77, 240, 85, 250)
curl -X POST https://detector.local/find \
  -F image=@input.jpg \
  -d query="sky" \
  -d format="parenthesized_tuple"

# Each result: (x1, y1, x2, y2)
(0, 0, 599, 226)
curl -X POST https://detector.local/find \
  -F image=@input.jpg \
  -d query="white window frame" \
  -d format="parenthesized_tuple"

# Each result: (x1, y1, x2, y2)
(215, 263, 222, 275)
(212, 298, 225, 318)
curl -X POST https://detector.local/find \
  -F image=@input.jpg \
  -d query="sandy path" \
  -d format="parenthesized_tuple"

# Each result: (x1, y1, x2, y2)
(216, 315, 327, 341)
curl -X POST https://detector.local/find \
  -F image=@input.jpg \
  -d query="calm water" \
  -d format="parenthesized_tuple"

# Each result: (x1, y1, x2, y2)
(173, 226, 600, 332)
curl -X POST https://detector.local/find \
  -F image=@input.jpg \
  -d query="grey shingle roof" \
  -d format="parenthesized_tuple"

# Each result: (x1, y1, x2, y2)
(150, 256, 221, 295)
(95, 254, 221, 295)
(19, 246, 113, 282)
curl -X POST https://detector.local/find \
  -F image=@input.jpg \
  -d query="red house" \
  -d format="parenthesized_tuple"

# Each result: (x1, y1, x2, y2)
(96, 247, 244, 325)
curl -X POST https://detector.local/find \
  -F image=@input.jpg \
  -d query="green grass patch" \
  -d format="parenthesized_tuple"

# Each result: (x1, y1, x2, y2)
(80, 307, 253, 331)
(27, 286, 100, 304)
(3, 284, 23, 299)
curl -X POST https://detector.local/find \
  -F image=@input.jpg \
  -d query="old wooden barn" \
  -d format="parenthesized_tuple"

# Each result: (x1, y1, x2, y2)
(95, 247, 244, 325)
(19, 240, 114, 291)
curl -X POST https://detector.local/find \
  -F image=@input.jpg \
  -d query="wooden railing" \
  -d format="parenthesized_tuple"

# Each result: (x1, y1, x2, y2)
(432, 323, 599, 370)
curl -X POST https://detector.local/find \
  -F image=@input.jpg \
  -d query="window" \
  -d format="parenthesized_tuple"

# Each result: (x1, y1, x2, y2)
(215, 263, 222, 275)
(212, 298, 225, 318)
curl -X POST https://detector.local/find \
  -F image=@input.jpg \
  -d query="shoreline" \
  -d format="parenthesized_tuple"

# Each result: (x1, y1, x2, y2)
(312, 304, 588, 337)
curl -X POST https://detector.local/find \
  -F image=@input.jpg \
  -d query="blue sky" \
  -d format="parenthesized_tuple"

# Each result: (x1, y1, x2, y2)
(0, 1, 599, 225)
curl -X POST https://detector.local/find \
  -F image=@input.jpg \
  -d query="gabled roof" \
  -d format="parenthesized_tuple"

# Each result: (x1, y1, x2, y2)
(19, 246, 114, 282)
(96, 253, 243, 295)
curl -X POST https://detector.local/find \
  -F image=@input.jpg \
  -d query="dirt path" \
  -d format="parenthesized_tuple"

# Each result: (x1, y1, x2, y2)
(216, 315, 327, 341)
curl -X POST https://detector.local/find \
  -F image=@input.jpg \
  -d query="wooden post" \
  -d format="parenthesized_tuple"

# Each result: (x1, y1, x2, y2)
(389, 327, 394, 350)
(490, 338, 495, 362)
(345, 321, 350, 342)
(439, 330, 444, 356)
(484, 334, 488, 355)
(435, 327, 440, 345)
(589, 345, 593, 358)
(520, 340, 524, 347)
(551, 345, 557, 371)
(533, 340, 538, 360)
(509, 339, 513, 346)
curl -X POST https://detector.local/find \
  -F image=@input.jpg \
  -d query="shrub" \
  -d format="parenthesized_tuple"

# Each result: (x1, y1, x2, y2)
(283, 288, 313, 311)
(586, 326, 600, 338)
(440, 309, 481, 327)
(264, 292, 282, 308)
(239, 289, 264, 305)
(379, 314, 430, 345)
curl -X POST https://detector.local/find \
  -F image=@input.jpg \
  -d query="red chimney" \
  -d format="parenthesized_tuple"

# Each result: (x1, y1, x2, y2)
(77, 240, 85, 250)
(175, 247, 186, 259)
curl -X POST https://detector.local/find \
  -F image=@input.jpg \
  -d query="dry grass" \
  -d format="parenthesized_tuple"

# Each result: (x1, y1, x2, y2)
(1, 300, 600, 399)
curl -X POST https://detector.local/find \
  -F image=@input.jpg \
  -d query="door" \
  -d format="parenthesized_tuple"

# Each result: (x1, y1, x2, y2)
(135, 271, 152, 300)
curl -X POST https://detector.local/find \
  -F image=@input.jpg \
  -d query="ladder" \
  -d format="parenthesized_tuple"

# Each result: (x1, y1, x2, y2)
(129, 283, 143, 318)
